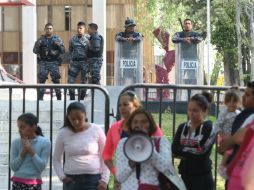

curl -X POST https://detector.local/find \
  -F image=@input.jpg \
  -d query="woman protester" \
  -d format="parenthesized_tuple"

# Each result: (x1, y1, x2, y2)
(172, 92, 216, 190)
(10, 113, 51, 190)
(103, 91, 162, 189)
(116, 108, 186, 190)
(53, 101, 109, 190)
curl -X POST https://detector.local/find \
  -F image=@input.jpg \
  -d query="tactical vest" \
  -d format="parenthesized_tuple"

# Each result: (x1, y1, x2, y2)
(87, 33, 104, 58)
(39, 35, 62, 60)
(70, 35, 88, 61)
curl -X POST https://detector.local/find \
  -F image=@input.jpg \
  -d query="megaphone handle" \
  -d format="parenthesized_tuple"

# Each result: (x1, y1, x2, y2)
(136, 163, 141, 181)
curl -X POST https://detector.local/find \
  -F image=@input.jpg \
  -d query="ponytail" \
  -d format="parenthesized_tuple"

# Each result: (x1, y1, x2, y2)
(35, 126, 44, 136)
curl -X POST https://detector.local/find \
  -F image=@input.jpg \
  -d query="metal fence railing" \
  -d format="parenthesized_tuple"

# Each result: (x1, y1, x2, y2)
(0, 83, 244, 190)
(116, 84, 245, 190)
(0, 84, 110, 190)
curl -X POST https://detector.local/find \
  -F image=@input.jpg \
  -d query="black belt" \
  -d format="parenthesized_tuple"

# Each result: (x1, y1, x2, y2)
(87, 57, 102, 59)
(72, 58, 86, 61)
(40, 59, 58, 62)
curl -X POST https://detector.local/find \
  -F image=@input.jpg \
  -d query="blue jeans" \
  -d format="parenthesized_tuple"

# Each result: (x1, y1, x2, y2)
(63, 174, 101, 190)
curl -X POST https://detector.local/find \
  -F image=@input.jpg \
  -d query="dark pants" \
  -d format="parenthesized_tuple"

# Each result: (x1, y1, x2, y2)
(86, 58, 102, 84)
(181, 173, 214, 190)
(12, 181, 41, 190)
(63, 174, 101, 190)
(68, 60, 88, 100)
(38, 61, 61, 100)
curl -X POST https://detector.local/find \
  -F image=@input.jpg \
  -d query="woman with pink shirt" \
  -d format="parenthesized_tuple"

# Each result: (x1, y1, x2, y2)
(53, 102, 109, 190)
(242, 142, 254, 190)
(102, 91, 162, 189)
(223, 120, 254, 190)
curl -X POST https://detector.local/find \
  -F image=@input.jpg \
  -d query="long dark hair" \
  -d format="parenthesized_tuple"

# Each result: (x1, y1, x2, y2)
(64, 102, 87, 132)
(17, 113, 43, 136)
(247, 81, 254, 96)
(125, 108, 157, 137)
(190, 91, 213, 112)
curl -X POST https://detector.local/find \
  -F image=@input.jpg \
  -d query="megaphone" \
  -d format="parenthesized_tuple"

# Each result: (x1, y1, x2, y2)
(123, 131, 153, 163)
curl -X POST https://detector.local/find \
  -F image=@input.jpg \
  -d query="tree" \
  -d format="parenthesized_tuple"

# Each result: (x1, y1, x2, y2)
(236, 0, 244, 86)
(135, 0, 188, 38)
(245, 1, 254, 81)
(211, 2, 240, 85)
(136, 0, 249, 85)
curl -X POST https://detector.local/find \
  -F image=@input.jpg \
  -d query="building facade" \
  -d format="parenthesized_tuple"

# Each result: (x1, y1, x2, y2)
(0, 0, 155, 85)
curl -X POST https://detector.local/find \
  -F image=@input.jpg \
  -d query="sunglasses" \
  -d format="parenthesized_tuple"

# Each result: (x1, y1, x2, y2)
(121, 90, 138, 99)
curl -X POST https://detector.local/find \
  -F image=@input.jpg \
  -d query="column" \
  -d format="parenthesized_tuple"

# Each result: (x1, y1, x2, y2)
(22, 0, 37, 84)
(92, 0, 106, 85)
(0, 8, 2, 62)
(0, 8, 2, 32)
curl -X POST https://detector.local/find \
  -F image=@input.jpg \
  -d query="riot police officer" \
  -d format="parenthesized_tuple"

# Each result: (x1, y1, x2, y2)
(172, 19, 203, 44)
(68, 21, 89, 100)
(87, 23, 104, 85)
(115, 18, 143, 86)
(115, 18, 143, 42)
(33, 23, 65, 100)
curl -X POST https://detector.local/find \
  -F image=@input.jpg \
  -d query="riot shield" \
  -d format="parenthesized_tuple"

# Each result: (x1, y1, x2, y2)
(175, 42, 204, 100)
(175, 42, 204, 85)
(114, 41, 143, 86)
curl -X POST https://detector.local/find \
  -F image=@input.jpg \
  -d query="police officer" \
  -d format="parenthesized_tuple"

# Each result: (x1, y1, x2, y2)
(172, 19, 203, 44)
(115, 18, 142, 42)
(87, 23, 104, 85)
(115, 18, 143, 87)
(33, 23, 65, 100)
(68, 21, 89, 100)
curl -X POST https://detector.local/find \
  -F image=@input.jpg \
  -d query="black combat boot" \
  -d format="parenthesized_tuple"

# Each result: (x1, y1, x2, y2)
(38, 91, 44, 100)
(56, 92, 62, 100)
(69, 90, 75, 100)
(79, 89, 87, 100)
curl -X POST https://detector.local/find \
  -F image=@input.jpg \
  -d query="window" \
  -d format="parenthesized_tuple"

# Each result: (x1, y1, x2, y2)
(65, 6, 71, 31)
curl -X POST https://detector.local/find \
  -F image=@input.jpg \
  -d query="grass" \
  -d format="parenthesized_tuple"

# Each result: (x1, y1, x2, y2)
(107, 113, 225, 190)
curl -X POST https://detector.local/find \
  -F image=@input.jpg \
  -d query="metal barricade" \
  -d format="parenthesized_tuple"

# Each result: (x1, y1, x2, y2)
(0, 83, 246, 190)
(116, 83, 245, 190)
(0, 84, 110, 190)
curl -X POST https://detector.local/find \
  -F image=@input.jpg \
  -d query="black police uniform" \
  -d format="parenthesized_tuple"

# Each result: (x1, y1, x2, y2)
(33, 35, 65, 100)
(87, 31, 104, 84)
(68, 34, 89, 100)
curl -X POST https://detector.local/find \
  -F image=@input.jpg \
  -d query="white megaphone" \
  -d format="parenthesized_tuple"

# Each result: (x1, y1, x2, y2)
(123, 131, 153, 163)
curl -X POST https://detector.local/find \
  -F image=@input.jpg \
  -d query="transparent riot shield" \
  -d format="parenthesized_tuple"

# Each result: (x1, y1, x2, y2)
(175, 42, 204, 100)
(114, 41, 143, 86)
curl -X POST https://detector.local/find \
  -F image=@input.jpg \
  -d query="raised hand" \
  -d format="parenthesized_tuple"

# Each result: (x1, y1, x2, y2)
(54, 40, 61, 46)
(21, 137, 35, 157)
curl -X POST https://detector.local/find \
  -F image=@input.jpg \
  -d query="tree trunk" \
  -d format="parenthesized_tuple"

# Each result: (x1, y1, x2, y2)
(236, 0, 244, 86)
(224, 52, 240, 86)
(245, 2, 254, 80)
(250, 6, 254, 80)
